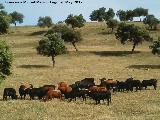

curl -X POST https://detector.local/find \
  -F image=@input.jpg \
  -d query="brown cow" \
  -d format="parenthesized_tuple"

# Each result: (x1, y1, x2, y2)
(100, 78, 117, 92)
(58, 82, 77, 101)
(88, 86, 108, 93)
(43, 90, 62, 102)
(58, 82, 72, 93)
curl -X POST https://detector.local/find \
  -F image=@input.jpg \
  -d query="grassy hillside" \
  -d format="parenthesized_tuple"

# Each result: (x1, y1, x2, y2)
(0, 22, 160, 120)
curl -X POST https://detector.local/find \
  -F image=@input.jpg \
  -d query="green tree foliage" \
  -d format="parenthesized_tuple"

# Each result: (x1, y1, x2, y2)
(0, 4, 4, 9)
(126, 10, 134, 21)
(0, 41, 13, 78)
(90, 7, 115, 21)
(10, 11, 24, 26)
(0, 10, 8, 16)
(37, 16, 53, 28)
(143, 15, 159, 30)
(0, 4, 11, 34)
(37, 33, 66, 67)
(116, 10, 127, 21)
(62, 29, 82, 51)
(117, 10, 135, 21)
(133, 7, 148, 21)
(115, 23, 152, 53)
(65, 14, 86, 29)
(149, 37, 160, 55)
(45, 24, 70, 36)
(57, 21, 64, 24)
(0, 4, 7, 16)
(106, 19, 119, 33)
(104, 8, 115, 21)
(46, 24, 82, 51)
(0, 15, 10, 34)
(90, 7, 106, 21)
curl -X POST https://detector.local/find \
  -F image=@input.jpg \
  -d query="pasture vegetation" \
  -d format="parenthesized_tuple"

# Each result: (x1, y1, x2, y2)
(0, 22, 160, 120)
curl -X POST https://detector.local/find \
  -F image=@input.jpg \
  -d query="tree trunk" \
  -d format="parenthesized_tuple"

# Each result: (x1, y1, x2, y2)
(111, 28, 114, 33)
(14, 22, 16, 26)
(51, 55, 55, 67)
(72, 42, 78, 51)
(132, 43, 136, 53)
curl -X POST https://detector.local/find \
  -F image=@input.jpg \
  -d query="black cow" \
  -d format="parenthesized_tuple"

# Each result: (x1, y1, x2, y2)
(19, 84, 33, 99)
(28, 87, 49, 100)
(117, 81, 127, 92)
(141, 79, 157, 90)
(3, 88, 17, 100)
(88, 91, 111, 105)
(75, 78, 95, 89)
(125, 78, 141, 92)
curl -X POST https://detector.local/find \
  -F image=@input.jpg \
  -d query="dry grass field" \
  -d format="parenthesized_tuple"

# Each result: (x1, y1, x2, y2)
(0, 22, 160, 120)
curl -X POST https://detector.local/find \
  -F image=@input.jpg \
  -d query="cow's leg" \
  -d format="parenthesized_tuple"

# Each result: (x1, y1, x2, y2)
(24, 94, 26, 100)
(145, 86, 147, 90)
(96, 100, 100, 105)
(153, 85, 157, 90)
(68, 98, 72, 102)
(135, 86, 138, 92)
(107, 98, 110, 106)
(3, 95, 7, 100)
(82, 95, 86, 101)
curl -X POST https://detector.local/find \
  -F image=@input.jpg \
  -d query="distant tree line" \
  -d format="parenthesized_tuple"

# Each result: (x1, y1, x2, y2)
(0, 3, 24, 34)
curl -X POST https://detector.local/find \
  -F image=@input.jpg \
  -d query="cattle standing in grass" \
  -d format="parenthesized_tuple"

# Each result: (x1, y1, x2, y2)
(88, 92, 111, 105)
(58, 82, 86, 102)
(19, 84, 33, 99)
(43, 90, 62, 102)
(3, 88, 17, 100)
(75, 78, 95, 89)
(58, 82, 76, 102)
(141, 79, 157, 90)
(87, 86, 111, 105)
(100, 78, 117, 92)
(117, 81, 127, 92)
(69, 83, 87, 101)
(28, 87, 49, 100)
(125, 78, 141, 92)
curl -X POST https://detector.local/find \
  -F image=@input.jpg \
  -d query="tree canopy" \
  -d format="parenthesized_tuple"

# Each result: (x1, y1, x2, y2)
(143, 15, 159, 30)
(37, 16, 53, 28)
(106, 19, 119, 33)
(90, 7, 115, 21)
(37, 33, 66, 67)
(117, 8, 148, 21)
(0, 4, 4, 9)
(46, 24, 82, 51)
(65, 14, 86, 29)
(10, 11, 24, 26)
(133, 7, 148, 21)
(116, 10, 127, 21)
(115, 23, 152, 53)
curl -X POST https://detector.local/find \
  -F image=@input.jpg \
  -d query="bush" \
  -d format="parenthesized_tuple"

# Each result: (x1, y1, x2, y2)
(149, 37, 160, 55)
(0, 15, 10, 34)
(0, 41, 13, 79)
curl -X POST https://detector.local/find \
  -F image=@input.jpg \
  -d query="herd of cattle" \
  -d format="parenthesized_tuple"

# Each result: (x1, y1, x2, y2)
(2, 77, 158, 105)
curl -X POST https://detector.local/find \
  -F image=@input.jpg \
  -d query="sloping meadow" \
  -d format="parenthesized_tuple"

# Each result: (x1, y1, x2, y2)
(0, 23, 160, 120)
